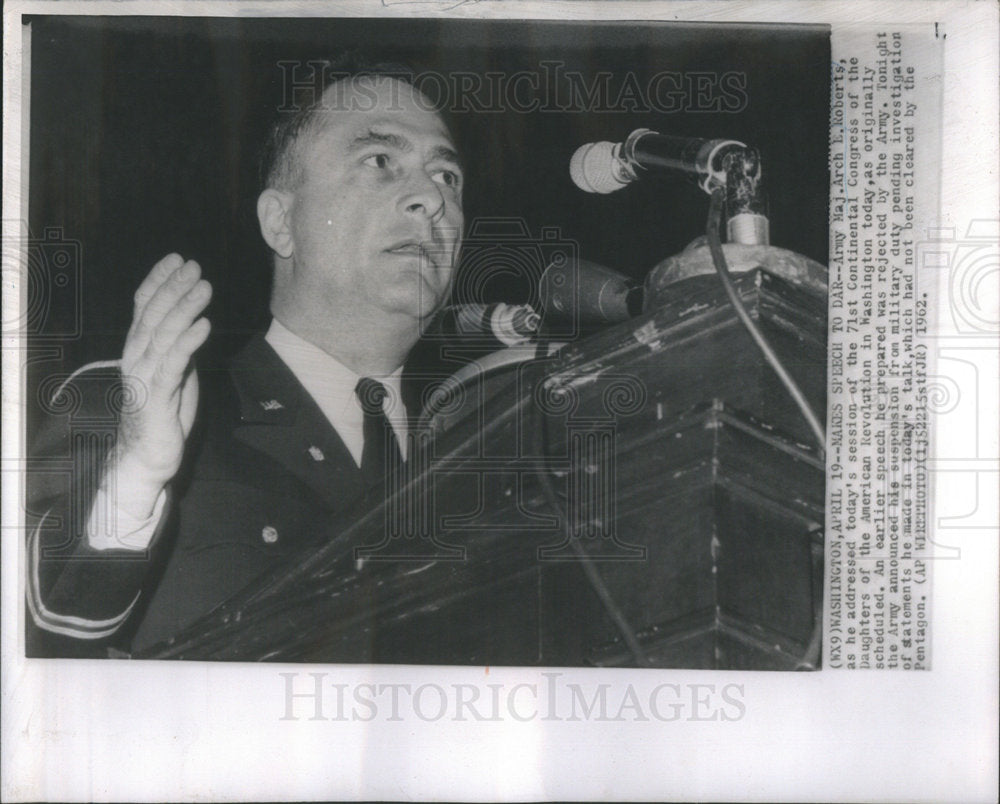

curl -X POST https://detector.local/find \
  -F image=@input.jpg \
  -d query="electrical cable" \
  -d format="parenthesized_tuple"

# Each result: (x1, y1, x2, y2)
(795, 593, 824, 670)
(529, 368, 650, 667)
(705, 187, 827, 457)
(706, 188, 826, 669)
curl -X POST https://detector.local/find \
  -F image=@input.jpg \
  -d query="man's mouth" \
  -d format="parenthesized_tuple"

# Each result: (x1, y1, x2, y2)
(385, 240, 439, 267)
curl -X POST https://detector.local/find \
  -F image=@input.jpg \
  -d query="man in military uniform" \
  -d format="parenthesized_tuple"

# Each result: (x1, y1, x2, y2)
(28, 58, 464, 656)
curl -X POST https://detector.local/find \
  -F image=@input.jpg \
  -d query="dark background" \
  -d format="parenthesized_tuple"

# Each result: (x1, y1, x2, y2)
(26, 16, 830, 435)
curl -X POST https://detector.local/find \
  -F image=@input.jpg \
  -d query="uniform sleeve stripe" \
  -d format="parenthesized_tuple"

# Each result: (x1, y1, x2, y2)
(49, 359, 123, 407)
(26, 509, 140, 639)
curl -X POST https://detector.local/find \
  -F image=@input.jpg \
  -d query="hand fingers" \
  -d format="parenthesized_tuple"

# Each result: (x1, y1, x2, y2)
(126, 258, 202, 362)
(154, 316, 212, 393)
(141, 278, 212, 363)
(129, 253, 185, 330)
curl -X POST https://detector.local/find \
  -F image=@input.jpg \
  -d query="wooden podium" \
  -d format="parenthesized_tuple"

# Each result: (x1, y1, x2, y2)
(143, 266, 827, 669)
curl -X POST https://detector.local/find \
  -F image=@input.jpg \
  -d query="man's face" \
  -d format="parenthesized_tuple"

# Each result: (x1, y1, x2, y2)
(284, 77, 464, 325)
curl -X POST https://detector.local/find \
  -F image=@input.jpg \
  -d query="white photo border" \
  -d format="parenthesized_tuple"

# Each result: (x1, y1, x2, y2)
(2, 2, 998, 802)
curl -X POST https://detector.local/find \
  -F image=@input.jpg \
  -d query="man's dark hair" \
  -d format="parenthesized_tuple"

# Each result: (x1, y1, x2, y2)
(259, 52, 417, 192)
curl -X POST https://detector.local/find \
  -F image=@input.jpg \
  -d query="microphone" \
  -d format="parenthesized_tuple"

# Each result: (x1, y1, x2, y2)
(430, 302, 541, 346)
(539, 257, 642, 326)
(570, 129, 750, 195)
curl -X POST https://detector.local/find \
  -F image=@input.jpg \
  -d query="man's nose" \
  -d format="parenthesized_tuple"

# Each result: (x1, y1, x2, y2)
(399, 172, 446, 224)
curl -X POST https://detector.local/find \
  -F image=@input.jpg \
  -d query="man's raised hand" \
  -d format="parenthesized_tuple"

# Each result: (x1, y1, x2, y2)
(112, 254, 212, 519)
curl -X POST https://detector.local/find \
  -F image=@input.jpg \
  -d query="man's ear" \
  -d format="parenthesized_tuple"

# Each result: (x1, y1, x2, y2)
(257, 188, 295, 259)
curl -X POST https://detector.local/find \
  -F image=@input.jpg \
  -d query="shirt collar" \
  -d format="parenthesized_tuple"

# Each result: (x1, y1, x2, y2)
(264, 318, 407, 464)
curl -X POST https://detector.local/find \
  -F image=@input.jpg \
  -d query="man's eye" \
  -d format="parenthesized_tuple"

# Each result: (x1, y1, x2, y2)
(432, 169, 461, 189)
(363, 153, 390, 169)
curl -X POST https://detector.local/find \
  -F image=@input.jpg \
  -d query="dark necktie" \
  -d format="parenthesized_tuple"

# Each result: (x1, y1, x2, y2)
(355, 377, 403, 489)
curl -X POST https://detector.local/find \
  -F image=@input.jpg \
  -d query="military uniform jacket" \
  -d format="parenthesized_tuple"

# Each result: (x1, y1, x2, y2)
(27, 334, 378, 656)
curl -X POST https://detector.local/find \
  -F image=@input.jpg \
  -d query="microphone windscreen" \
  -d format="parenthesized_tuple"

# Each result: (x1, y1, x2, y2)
(540, 257, 638, 325)
(569, 141, 629, 194)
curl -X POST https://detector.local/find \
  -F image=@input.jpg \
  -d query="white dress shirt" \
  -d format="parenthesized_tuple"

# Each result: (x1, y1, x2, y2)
(87, 318, 408, 551)
(265, 318, 407, 465)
